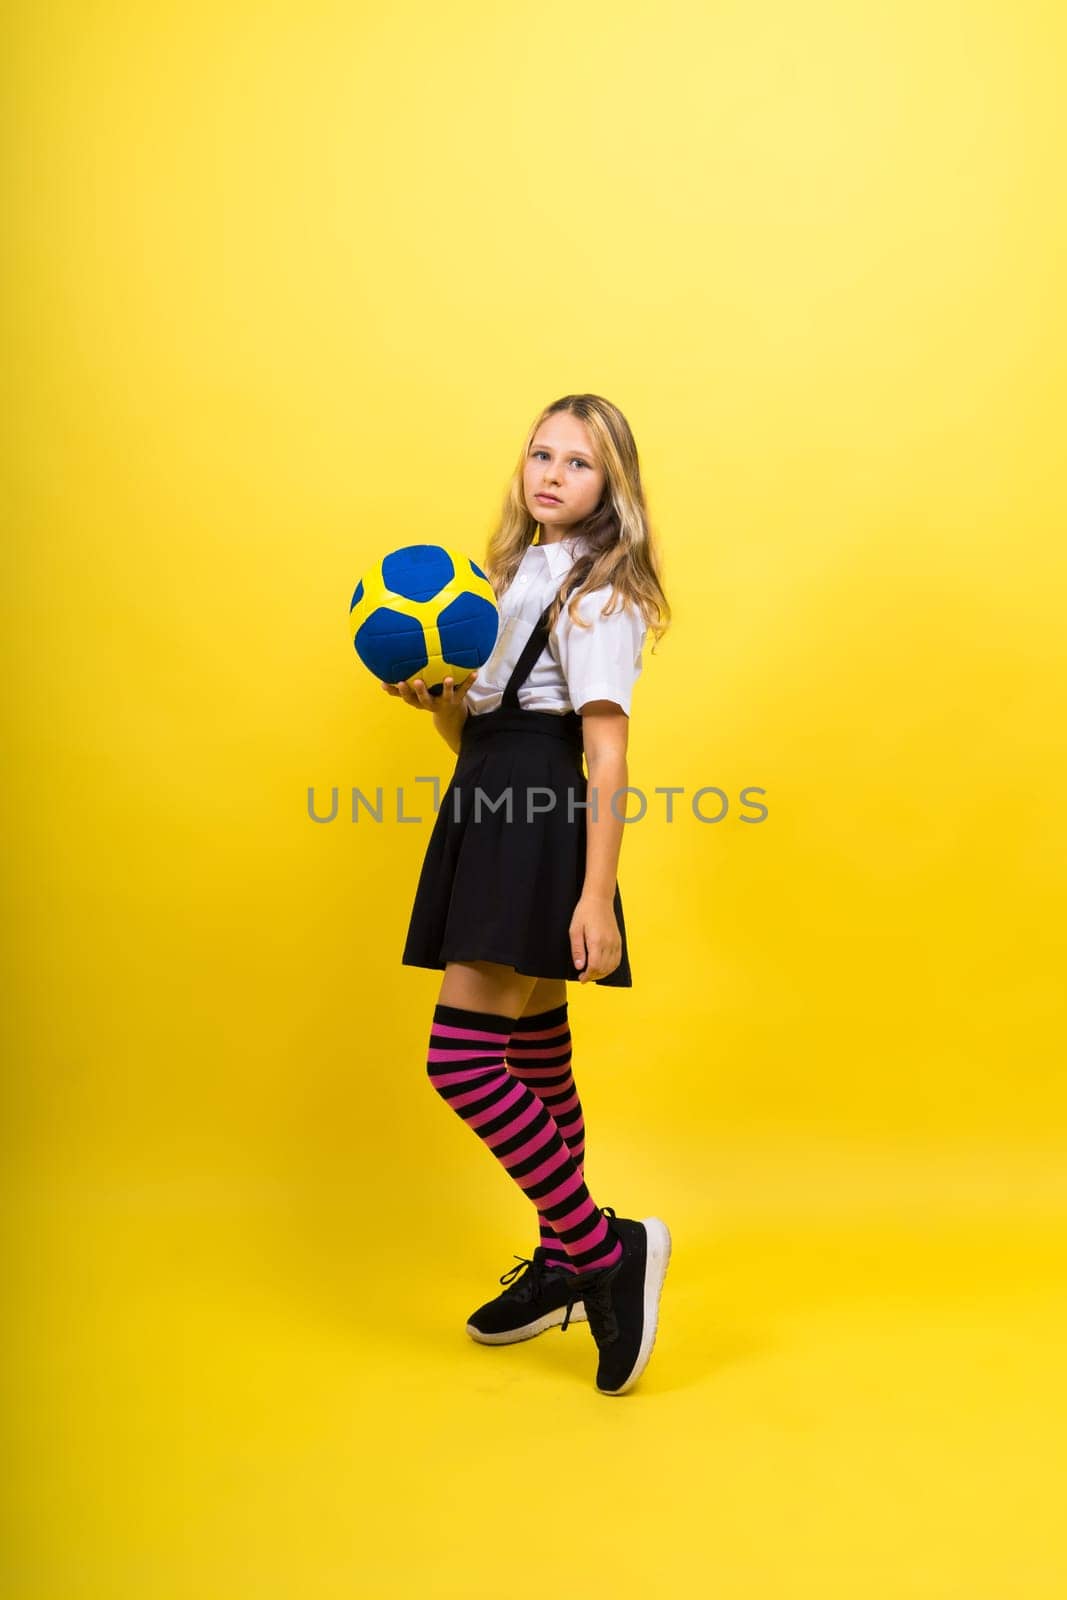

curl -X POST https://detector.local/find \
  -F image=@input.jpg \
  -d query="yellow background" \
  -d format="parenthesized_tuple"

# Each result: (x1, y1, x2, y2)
(5, 1, 1066, 1595)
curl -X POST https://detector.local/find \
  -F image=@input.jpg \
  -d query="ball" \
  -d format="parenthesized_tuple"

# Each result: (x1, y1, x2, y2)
(349, 543, 499, 697)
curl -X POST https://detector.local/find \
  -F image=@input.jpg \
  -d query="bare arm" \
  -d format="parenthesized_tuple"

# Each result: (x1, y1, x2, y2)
(432, 696, 470, 756)
(570, 701, 630, 981)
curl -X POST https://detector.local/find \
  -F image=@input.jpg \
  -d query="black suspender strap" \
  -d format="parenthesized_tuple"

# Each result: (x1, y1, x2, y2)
(500, 602, 553, 708)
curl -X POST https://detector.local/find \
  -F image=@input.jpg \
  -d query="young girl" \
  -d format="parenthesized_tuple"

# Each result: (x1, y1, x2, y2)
(381, 393, 672, 1396)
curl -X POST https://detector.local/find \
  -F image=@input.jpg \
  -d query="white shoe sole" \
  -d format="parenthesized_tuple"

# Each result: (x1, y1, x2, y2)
(466, 1301, 589, 1344)
(597, 1216, 672, 1395)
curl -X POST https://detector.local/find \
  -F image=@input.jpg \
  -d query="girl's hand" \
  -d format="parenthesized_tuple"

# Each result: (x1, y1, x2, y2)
(569, 894, 622, 984)
(380, 671, 477, 713)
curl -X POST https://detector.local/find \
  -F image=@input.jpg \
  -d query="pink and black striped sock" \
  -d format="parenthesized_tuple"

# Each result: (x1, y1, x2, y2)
(505, 1003, 586, 1273)
(427, 1003, 622, 1277)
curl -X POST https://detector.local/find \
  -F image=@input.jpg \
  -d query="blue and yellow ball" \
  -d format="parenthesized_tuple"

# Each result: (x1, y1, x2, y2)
(349, 544, 499, 696)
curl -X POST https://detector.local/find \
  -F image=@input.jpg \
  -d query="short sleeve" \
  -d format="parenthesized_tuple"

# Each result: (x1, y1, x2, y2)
(551, 587, 649, 716)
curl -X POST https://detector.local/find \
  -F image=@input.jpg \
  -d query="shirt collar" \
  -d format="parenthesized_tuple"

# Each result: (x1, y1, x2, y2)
(537, 533, 585, 576)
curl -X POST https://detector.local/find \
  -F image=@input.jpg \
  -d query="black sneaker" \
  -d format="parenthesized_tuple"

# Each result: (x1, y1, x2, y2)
(560, 1207, 672, 1394)
(465, 1247, 590, 1344)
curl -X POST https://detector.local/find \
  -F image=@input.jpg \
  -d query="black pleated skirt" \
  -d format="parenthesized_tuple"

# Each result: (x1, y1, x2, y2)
(401, 706, 632, 987)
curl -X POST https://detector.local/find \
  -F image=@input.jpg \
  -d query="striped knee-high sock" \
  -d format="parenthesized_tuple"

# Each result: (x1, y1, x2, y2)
(427, 1003, 621, 1277)
(505, 1003, 585, 1273)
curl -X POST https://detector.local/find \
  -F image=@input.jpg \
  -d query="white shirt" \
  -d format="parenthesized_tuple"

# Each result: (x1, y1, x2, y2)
(466, 532, 649, 718)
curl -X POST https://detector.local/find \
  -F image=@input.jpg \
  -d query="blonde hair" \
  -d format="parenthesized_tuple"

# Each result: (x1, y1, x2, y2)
(483, 394, 671, 651)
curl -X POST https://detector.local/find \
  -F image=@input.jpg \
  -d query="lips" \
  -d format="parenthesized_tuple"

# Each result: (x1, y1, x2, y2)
(536, 494, 561, 504)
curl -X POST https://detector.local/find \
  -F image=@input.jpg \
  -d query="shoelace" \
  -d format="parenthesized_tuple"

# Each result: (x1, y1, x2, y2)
(561, 1262, 621, 1340)
(560, 1206, 621, 1343)
(497, 1252, 546, 1302)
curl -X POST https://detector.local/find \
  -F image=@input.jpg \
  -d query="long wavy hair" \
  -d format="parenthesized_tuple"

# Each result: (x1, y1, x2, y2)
(483, 394, 671, 651)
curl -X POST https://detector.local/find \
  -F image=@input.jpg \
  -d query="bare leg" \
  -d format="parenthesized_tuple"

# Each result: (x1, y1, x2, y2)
(518, 976, 567, 1018)
(437, 959, 541, 1017)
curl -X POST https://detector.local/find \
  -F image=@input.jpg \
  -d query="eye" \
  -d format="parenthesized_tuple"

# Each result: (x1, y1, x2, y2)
(531, 450, 590, 468)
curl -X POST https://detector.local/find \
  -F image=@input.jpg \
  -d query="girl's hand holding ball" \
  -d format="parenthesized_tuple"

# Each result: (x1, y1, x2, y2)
(381, 672, 477, 713)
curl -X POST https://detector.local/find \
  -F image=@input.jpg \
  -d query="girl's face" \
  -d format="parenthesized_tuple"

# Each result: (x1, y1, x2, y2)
(523, 414, 606, 535)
